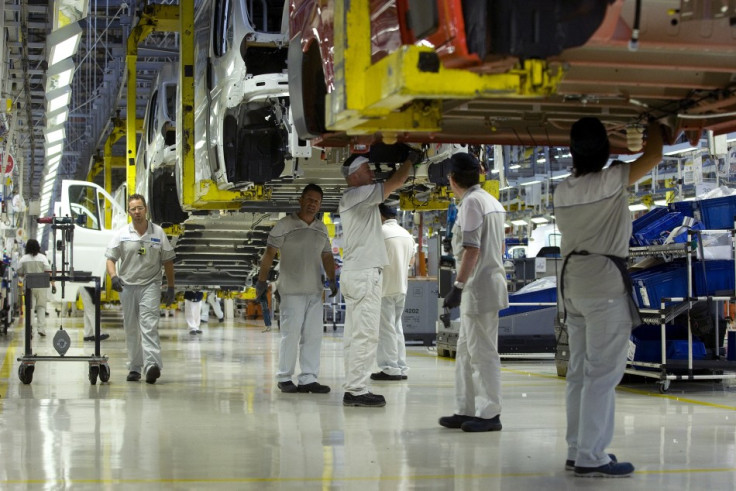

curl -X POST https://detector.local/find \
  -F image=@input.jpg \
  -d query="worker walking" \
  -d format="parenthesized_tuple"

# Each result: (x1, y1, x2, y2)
(439, 152, 508, 432)
(18, 239, 53, 338)
(255, 184, 336, 394)
(184, 290, 204, 335)
(554, 117, 664, 477)
(339, 144, 420, 407)
(79, 286, 110, 341)
(201, 290, 224, 323)
(372, 203, 415, 381)
(106, 194, 176, 384)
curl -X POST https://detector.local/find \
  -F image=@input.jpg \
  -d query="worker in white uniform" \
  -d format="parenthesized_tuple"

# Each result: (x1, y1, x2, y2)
(439, 152, 508, 432)
(554, 117, 664, 477)
(339, 143, 421, 407)
(372, 203, 415, 381)
(105, 194, 176, 384)
(10, 190, 26, 228)
(184, 290, 204, 335)
(18, 239, 54, 337)
(255, 184, 336, 394)
(79, 286, 110, 341)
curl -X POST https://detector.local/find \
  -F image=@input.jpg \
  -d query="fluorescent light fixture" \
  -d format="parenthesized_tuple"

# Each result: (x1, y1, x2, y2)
(45, 162, 60, 174)
(663, 142, 699, 156)
(530, 216, 549, 224)
(629, 203, 648, 212)
(47, 22, 83, 67)
(46, 106, 69, 127)
(44, 126, 65, 144)
(520, 180, 542, 186)
(654, 199, 669, 207)
(551, 173, 570, 180)
(499, 186, 514, 191)
(41, 190, 53, 200)
(536, 157, 546, 163)
(46, 154, 62, 166)
(46, 86, 71, 112)
(617, 153, 641, 163)
(511, 219, 530, 226)
(43, 181, 55, 192)
(509, 164, 521, 170)
(45, 142, 63, 157)
(45, 58, 75, 91)
(490, 169, 499, 174)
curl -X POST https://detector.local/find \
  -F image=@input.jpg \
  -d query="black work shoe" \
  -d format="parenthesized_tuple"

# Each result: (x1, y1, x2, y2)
(297, 382, 331, 394)
(461, 415, 502, 432)
(566, 454, 617, 472)
(84, 333, 110, 342)
(278, 381, 298, 393)
(439, 414, 477, 429)
(401, 374, 408, 380)
(145, 365, 161, 384)
(126, 371, 141, 382)
(218, 317, 224, 323)
(343, 392, 386, 407)
(574, 461, 634, 478)
(37, 331, 46, 337)
(370, 371, 402, 381)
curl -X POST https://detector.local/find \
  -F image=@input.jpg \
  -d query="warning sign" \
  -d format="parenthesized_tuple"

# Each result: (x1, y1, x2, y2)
(0, 153, 14, 174)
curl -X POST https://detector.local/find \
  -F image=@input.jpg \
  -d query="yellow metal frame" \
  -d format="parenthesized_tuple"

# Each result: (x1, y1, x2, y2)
(327, 0, 564, 137)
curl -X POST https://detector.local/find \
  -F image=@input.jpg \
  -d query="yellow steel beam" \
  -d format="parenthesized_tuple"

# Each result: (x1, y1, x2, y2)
(399, 187, 453, 212)
(179, 0, 196, 209)
(126, 4, 179, 205)
(327, 0, 564, 136)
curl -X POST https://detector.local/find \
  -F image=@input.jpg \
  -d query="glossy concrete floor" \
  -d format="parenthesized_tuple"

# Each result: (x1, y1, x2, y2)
(0, 308, 735, 490)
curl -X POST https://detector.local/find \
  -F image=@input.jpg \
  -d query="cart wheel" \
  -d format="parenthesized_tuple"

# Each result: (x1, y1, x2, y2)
(658, 380, 670, 393)
(99, 363, 110, 383)
(18, 364, 34, 384)
(88, 365, 99, 385)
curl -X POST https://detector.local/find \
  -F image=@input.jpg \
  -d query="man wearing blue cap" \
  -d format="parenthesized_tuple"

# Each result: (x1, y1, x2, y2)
(339, 144, 420, 407)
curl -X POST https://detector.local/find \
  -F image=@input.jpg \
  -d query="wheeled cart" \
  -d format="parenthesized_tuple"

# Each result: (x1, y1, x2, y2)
(17, 273, 109, 385)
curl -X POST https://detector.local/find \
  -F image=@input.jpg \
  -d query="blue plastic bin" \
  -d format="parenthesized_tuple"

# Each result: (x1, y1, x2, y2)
(630, 262, 688, 308)
(630, 325, 706, 363)
(698, 195, 736, 229)
(668, 200, 697, 218)
(693, 260, 736, 295)
(630, 207, 669, 246)
(500, 287, 557, 317)
(633, 212, 684, 246)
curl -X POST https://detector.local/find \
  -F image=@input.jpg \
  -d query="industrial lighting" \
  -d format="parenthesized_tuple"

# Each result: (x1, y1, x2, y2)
(551, 173, 570, 180)
(520, 180, 542, 186)
(654, 199, 669, 207)
(46, 22, 83, 67)
(663, 142, 699, 156)
(46, 86, 72, 112)
(509, 164, 521, 170)
(46, 154, 62, 166)
(45, 142, 63, 157)
(46, 106, 69, 127)
(530, 216, 549, 224)
(511, 219, 530, 226)
(44, 126, 66, 144)
(629, 203, 648, 212)
(45, 58, 75, 92)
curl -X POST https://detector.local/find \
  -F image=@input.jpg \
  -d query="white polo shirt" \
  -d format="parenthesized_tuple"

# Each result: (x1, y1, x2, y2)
(267, 213, 331, 295)
(18, 253, 51, 275)
(105, 221, 175, 286)
(338, 183, 388, 271)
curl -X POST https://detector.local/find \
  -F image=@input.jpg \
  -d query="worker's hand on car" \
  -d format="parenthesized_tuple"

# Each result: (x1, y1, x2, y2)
(164, 288, 176, 306)
(111, 276, 124, 292)
(255, 280, 267, 300)
(443, 285, 462, 309)
(329, 279, 338, 297)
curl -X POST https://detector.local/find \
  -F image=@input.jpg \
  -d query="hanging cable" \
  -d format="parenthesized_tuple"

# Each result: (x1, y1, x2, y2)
(629, 0, 642, 51)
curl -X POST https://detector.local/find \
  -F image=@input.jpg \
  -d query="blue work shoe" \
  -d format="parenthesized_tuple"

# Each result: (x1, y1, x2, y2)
(566, 454, 617, 471)
(574, 461, 634, 478)
(460, 415, 502, 432)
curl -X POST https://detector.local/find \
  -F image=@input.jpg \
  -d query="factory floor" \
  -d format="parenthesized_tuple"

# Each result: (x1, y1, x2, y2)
(0, 307, 735, 490)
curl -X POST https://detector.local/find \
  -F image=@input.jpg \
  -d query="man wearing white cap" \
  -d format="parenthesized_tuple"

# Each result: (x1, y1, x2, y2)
(339, 143, 421, 407)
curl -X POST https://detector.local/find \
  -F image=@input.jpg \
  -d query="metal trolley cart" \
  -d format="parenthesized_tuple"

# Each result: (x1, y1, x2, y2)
(626, 232, 736, 392)
(17, 216, 110, 385)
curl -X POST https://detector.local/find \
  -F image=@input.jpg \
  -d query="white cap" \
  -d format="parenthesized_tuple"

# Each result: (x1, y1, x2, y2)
(342, 156, 370, 177)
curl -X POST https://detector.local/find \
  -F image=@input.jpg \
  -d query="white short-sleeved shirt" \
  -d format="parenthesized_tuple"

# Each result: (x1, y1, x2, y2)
(105, 221, 175, 286)
(452, 185, 509, 313)
(381, 219, 415, 296)
(338, 183, 388, 271)
(18, 253, 51, 275)
(554, 163, 631, 298)
(267, 213, 331, 295)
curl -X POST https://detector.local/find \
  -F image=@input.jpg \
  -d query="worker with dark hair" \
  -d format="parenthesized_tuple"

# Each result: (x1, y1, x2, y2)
(255, 183, 335, 394)
(18, 239, 53, 337)
(554, 117, 664, 477)
(438, 152, 508, 432)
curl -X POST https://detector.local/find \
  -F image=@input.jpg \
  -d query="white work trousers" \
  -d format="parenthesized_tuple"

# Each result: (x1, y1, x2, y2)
(277, 293, 324, 385)
(185, 300, 202, 330)
(201, 293, 224, 322)
(564, 295, 631, 468)
(30, 288, 48, 334)
(120, 282, 163, 374)
(341, 268, 382, 395)
(79, 286, 96, 337)
(377, 293, 408, 376)
(455, 308, 502, 419)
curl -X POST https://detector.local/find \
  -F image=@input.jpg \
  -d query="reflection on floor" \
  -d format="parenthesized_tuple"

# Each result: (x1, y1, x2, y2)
(0, 309, 735, 489)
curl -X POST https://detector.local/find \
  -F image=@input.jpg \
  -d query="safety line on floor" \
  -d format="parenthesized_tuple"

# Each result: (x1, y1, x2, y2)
(0, 320, 21, 399)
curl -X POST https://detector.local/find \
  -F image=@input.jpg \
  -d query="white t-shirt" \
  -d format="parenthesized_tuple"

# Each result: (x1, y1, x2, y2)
(452, 185, 509, 313)
(18, 253, 51, 275)
(266, 213, 331, 295)
(554, 163, 631, 298)
(381, 219, 415, 296)
(105, 221, 175, 286)
(338, 183, 388, 271)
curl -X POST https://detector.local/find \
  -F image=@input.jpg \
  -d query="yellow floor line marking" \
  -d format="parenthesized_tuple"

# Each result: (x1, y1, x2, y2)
(0, 320, 23, 399)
